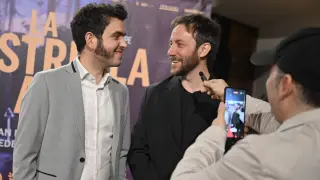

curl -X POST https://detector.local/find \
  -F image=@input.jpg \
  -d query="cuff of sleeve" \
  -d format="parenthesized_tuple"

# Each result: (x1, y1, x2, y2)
(196, 125, 227, 151)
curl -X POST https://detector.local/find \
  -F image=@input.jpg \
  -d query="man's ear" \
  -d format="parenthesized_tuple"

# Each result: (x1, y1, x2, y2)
(198, 42, 211, 58)
(278, 74, 294, 101)
(85, 32, 97, 50)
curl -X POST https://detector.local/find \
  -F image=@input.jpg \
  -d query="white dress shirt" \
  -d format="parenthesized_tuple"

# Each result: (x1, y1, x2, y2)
(76, 58, 114, 180)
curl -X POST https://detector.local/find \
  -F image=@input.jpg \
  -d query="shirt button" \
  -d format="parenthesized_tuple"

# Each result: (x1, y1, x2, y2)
(80, 157, 85, 163)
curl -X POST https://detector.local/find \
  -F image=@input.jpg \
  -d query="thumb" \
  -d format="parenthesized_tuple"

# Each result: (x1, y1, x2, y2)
(203, 80, 212, 89)
(217, 102, 226, 118)
(212, 102, 226, 127)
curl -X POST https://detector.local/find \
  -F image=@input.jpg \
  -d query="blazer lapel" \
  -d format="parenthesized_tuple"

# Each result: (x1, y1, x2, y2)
(108, 79, 121, 137)
(107, 78, 121, 177)
(65, 61, 85, 150)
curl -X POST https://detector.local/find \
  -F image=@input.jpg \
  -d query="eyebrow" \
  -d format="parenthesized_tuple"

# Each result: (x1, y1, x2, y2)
(169, 39, 184, 44)
(111, 31, 126, 37)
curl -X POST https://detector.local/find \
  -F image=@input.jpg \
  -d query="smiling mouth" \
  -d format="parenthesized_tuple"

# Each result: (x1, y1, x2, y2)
(171, 61, 180, 64)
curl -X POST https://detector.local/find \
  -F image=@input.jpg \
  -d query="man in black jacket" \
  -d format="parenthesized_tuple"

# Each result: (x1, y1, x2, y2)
(128, 14, 221, 180)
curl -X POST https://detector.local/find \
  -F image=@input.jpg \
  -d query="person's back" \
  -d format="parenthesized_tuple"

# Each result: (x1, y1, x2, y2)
(241, 109, 320, 180)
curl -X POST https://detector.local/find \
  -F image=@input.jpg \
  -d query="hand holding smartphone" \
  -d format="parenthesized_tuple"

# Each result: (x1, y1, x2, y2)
(224, 87, 246, 140)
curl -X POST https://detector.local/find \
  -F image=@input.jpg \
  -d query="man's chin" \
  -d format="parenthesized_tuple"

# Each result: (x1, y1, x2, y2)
(107, 58, 122, 67)
(170, 70, 179, 76)
(109, 62, 121, 67)
(171, 70, 186, 77)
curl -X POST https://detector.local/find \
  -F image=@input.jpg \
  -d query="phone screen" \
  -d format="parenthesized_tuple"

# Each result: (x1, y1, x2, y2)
(224, 87, 246, 139)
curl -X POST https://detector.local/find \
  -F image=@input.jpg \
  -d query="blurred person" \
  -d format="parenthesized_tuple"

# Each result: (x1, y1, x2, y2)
(128, 14, 221, 180)
(171, 27, 320, 180)
(224, 103, 231, 125)
(230, 103, 242, 125)
(230, 103, 244, 137)
(13, 3, 130, 180)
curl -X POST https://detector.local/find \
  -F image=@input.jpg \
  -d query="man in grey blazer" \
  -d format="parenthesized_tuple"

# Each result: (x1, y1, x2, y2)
(13, 3, 130, 180)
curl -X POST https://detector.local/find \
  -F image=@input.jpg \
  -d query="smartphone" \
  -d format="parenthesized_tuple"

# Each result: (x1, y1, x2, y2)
(224, 87, 246, 140)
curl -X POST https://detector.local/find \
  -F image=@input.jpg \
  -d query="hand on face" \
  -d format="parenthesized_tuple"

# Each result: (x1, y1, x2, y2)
(200, 79, 229, 101)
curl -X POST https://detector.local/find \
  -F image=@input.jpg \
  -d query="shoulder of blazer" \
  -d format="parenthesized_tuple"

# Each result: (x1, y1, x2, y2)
(111, 77, 120, 84)
(109, 76, 129, 95)
(144, 75, 178, 104)
(148, 75, 176, 91)
(34, 63, 70, 76)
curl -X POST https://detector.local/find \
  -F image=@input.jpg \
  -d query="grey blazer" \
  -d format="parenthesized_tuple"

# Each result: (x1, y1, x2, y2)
(13, 60, 130, 180)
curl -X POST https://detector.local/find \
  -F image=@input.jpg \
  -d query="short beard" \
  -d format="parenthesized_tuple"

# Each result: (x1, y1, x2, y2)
(95, 38, 111, 59)
(173, 50, 199, 77)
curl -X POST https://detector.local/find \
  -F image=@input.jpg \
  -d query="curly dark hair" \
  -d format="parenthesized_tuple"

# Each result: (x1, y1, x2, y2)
(70, 3, 128, 53)
(171, 14, 221, 67)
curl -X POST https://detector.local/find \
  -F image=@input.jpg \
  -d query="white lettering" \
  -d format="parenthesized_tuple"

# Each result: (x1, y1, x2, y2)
(159, 5, 179, 12)
(124, 36, 132, 45)
(0, 128, 12, 137)
(0, 139, 15, 148)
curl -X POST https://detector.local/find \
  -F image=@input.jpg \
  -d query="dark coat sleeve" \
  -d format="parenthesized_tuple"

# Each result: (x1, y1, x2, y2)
(128, 85, 160, 180)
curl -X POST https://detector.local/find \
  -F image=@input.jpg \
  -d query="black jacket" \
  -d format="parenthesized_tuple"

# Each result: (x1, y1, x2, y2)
(128, 76, 219, 180)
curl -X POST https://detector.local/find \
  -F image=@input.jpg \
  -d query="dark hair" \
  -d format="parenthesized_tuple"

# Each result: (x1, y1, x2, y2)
(276, 67, 320, 107)
(171, 14, 221, 65)
(70, 3, 127, 53)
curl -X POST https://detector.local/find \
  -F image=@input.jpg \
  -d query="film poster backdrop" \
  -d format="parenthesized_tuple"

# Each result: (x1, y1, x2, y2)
(0, 0, 212, 179)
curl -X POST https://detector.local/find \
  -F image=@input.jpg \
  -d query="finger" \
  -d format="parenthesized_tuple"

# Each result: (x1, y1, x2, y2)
(203, 80, 214, 89)
(202, 81, 210, 89)
(200, 89, 207, 93)
(245, 120, 249, 126)
(200, 82, 209, 92)
(207, 91, 212, 95)
(213, 95, 220, 100)
(200, 86, 208, 93)
(217, 102, 226, 117)
(209, 79, 220, 84)
(244, 126, 249, 133)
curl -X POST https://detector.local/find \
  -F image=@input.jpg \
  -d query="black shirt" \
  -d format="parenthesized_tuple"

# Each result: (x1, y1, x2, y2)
(179, 81, 220, 153)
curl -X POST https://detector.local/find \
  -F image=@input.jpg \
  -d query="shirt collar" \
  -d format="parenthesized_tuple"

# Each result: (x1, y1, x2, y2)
(277, 108, 320, 132)
(75, 56, 111, 86)
(75, 56, 89, 80)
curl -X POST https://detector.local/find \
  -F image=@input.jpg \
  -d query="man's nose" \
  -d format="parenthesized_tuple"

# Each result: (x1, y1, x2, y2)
(167, 46, 176, 56)
(120, 38, 128, 48)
